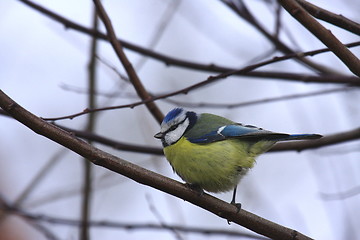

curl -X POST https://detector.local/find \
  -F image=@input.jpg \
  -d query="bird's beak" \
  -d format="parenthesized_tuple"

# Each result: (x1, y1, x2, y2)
(154, 132, 164, 139)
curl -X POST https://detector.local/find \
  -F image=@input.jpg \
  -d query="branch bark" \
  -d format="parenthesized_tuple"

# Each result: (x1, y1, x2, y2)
(296, 0, 360, 36)
(93, 0, 163, 124)
(278, 0, 360, 76)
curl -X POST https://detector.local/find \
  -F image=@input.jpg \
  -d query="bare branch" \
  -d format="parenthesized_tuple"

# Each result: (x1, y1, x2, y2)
(164, 86, 358, 109)
(146, 194, 184, 240)
(221, 0, 336, 74)
(80, 5, 99, 239)
(296, 0, 360, 36)
(61, 83, 357, 110)
(93, 0, 163, 123)
(320, 185, 360, 200)
(278, 0, 360, 76)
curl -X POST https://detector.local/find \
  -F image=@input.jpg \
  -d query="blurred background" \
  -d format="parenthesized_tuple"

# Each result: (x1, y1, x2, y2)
(0, 0, 359, 239)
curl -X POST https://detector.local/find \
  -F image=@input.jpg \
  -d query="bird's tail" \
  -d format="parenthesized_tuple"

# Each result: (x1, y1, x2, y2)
(280, 134, 322, 141)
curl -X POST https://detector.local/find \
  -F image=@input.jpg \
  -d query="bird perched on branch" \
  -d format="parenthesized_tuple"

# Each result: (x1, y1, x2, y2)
(154, 108, 322, 208)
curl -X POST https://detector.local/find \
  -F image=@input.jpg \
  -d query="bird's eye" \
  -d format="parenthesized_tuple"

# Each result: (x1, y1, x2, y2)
(169, 124, 178, 131)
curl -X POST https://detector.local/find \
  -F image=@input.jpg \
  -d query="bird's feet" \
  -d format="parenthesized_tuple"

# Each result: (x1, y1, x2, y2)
(227, 201, 242, 225)
(230, 186, 241, 213)
(227, 186, 242, 224)
(185, 183, 204, 196)
(230, 200, 242, 213)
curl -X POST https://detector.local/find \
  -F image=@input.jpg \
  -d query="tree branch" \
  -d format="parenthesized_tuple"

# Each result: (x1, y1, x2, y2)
(0, 90, 313, 239)
(278, 0, 360, 76)
(164, 86, 357, 109)
(93, 0, 163, 124)
(80, 5, 99, 239)
(296, 0, 360, 36)
(221, 0, 335, 74)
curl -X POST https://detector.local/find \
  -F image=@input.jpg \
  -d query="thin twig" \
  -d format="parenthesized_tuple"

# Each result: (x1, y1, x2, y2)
(93, 0, 163, 123)
(274, 2, 283, 38)
(80, 6, 99, 240)
(221, 0, 337, 74)
(26, 220, 60, 240)
(320, 185, 360, 200)
(134, 0, 182, 70)
(164, 86, 358, 109)
(61, 84, 357, 110)
(146, 194, 184, 240)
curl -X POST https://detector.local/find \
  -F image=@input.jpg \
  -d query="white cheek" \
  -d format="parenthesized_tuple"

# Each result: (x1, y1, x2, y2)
(164, 119, 189, 145)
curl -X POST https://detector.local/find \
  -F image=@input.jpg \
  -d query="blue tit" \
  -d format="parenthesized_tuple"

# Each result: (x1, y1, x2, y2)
(154, 108, 322, 206)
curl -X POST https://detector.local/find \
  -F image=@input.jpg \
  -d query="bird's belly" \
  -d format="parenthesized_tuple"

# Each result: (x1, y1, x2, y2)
(163, 137, 260, 193)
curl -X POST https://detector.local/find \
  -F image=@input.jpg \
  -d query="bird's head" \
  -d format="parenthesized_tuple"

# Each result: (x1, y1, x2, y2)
(154, 108, 197, 146)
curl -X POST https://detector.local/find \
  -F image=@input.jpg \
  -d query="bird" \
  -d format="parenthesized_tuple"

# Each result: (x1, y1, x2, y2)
(154, 107, 322, 208)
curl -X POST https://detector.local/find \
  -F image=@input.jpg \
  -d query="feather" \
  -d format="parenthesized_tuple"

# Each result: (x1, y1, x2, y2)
(187, 124, 321, 143)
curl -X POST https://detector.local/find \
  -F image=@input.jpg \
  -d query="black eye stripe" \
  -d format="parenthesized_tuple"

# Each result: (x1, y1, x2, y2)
(165, 118, 187, 134)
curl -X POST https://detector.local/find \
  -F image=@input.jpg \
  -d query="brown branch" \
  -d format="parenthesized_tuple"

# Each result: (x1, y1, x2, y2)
(278, 0, 360, 77)
(296, 0, 360, 36)
(17, 0, 360, 84)
(60, 82, 357, 110)
(0, 90, 313, 240)
(80, 6, 99, 240)
(92, 0, 163, 124)
(164, 86, 357, 109)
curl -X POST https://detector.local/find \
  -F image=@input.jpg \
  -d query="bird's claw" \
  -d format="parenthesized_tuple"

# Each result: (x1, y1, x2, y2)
(185, 183, 204, 196)
(227, 201, 241, 224)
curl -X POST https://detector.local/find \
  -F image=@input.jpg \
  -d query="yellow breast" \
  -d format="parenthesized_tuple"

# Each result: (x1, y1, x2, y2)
(163, 137, 264, 193)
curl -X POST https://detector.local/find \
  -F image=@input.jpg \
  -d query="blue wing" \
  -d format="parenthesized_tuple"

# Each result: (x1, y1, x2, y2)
(187, 124, 321, 144)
